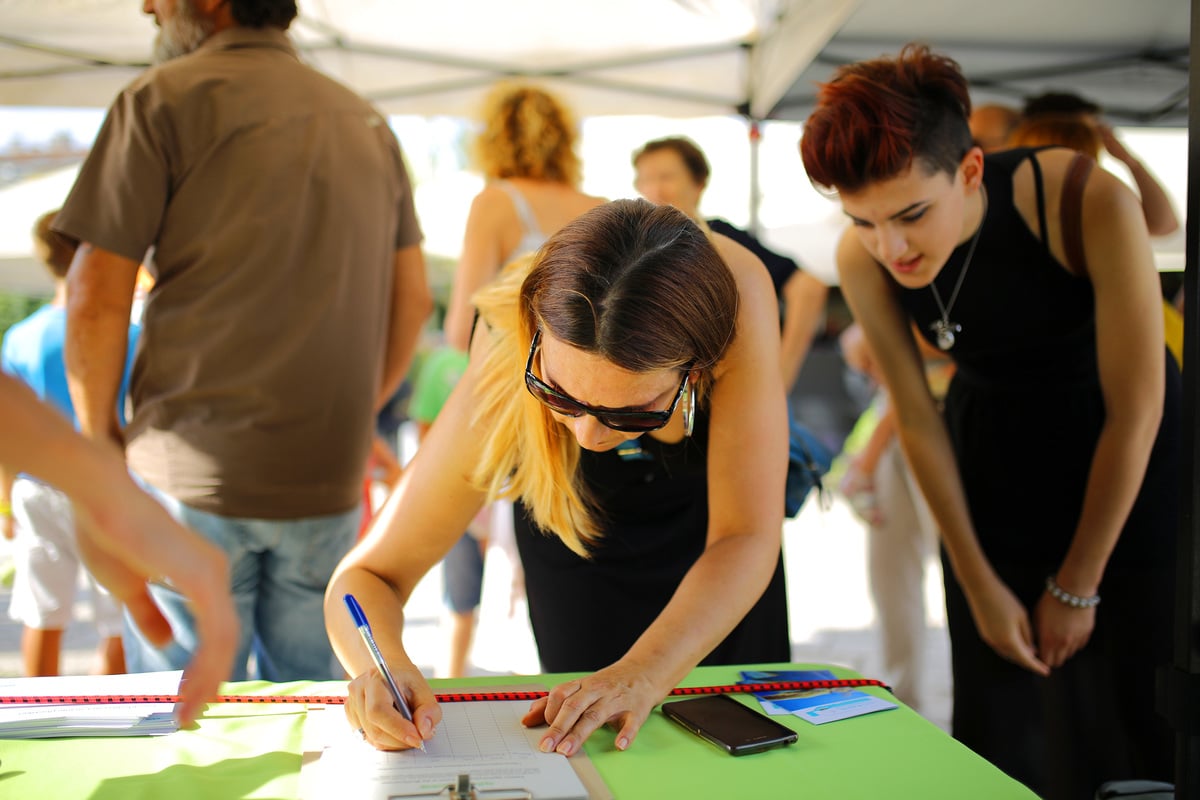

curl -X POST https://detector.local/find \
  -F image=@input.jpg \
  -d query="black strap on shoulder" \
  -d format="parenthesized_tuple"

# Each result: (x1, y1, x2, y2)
(1060, 153, 1095, 278)
(1028, 152, 1049, 242)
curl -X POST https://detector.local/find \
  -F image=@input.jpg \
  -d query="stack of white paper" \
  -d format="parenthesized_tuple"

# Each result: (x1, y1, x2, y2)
(0, 670, 183, 738)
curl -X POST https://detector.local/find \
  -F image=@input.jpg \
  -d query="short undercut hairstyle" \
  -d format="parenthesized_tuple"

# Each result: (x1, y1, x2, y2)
(800, 43, 974, 194)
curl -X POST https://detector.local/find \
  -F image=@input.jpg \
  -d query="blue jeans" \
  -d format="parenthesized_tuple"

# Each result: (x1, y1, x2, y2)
(124, 481, 360, 681)
(441, 532, 485, 614)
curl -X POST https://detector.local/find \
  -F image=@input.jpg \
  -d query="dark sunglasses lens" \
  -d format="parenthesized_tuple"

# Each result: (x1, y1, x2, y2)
(526, 376, 583, 417)
(597, 413, 666, 432)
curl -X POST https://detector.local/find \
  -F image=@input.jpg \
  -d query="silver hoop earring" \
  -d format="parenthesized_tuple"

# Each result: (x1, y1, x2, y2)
(682, 380, 696, 438)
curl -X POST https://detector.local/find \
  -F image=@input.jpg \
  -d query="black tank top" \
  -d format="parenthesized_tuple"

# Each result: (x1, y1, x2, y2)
(896, 148, 1178, 568)
(513, 407, 791, 672)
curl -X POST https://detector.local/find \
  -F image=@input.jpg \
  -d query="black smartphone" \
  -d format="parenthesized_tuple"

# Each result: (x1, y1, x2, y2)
(660, 694, 799, 756)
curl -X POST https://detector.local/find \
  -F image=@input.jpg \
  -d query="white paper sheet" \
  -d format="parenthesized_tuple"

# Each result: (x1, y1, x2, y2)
(0, 670, 183, 738)
(301, 700, 590, 800)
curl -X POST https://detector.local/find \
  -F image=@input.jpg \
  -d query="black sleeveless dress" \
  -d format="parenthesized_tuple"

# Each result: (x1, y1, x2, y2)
(512, 408, 791, 673)
(895, 148, 1179, 798)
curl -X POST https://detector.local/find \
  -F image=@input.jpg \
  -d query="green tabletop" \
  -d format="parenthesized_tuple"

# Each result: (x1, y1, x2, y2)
(0, 663, 1037, 799)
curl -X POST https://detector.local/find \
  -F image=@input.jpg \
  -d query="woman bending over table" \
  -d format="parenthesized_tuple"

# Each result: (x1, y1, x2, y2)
(325, 199, 791, 757)
(799, 44, 1178, 798)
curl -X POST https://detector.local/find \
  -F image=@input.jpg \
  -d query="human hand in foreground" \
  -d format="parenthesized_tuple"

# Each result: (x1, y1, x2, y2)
(1033, 592, 1096, 669)
(73, 482, 236, 727)
(0, 373, 236, 727)
(966, 574, 1050, 677)
(345, 661, 441, 750)
(522, 662, 662, 756)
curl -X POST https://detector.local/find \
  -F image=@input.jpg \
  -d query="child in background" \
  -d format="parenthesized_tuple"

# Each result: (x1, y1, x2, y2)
(0, 210, 140, 676)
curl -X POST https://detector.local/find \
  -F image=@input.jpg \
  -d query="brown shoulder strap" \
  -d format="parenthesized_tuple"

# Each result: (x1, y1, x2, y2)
(1060, 152, 1095, 278)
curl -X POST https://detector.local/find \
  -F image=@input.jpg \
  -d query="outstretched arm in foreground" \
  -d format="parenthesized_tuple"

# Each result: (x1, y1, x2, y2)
(0, 373, 236, 725)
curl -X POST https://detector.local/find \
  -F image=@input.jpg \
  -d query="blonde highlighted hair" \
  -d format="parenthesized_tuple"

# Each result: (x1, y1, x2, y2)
(472, 83, 582, 185)
(469, 199, 738, 555)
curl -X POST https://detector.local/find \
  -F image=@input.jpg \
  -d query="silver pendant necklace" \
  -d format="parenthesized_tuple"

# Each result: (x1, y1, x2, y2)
(930, 188, 988, 351)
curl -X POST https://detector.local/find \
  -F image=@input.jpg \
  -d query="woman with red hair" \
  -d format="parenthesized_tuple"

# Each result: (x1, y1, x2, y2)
(801, 44, 1177, 798)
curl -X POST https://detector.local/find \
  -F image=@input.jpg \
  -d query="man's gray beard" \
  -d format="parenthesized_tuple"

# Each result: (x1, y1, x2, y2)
(151, 1, 214, 64)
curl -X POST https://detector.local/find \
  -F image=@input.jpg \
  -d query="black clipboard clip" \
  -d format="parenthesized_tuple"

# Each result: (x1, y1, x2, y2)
(390, 773, 533, 800)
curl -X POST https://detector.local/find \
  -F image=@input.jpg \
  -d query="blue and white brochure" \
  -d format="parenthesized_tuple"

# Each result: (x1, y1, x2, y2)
(739, 669, 898, 726)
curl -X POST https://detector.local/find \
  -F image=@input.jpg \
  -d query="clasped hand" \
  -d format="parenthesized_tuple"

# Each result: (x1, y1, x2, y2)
(968, 576, 1096, 677)
(1032, 593, 1096, 669)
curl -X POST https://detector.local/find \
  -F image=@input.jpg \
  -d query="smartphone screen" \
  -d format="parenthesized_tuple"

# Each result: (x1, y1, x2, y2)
(660, 694, 798, 756)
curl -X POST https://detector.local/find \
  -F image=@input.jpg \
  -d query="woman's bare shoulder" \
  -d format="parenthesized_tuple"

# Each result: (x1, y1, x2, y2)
(710, 230, 778, 332)
(710, 230, 761, 278)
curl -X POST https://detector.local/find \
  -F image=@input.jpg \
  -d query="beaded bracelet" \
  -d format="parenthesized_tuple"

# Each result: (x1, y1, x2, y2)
(1045, 575, 1100, 609)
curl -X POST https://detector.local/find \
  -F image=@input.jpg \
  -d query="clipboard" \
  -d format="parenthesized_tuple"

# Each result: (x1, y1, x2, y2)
(299, 685, 612, 800)
(386, 768, 605, 799)
(383, 765, 608, 800)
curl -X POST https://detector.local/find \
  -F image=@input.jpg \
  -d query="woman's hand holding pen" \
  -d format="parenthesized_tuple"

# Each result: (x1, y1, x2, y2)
(522, 661, 661, 756)
(346, 662, 441, 751)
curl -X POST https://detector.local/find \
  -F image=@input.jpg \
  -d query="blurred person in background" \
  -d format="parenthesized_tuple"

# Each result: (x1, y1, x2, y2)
(1022, 91, 1178, 238)
(427, 83, 604, 678)
(56, 0, 430, 682)
(967, 103, 1020, 154)
(633, 136, 827, 392)
(442, 84, 605, 352)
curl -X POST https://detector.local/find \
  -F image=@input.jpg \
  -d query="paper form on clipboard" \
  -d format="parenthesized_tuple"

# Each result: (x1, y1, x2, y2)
(299, 689, 611, 800)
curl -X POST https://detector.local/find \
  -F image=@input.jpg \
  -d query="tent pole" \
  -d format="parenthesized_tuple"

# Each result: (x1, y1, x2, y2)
(747, 118, 762, 235)
(1163, 0, 1200, 793)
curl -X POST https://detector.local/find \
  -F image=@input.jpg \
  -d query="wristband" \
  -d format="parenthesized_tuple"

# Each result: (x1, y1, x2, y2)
(1045, 575, 1100, 609)
(0, 500, 10, 517)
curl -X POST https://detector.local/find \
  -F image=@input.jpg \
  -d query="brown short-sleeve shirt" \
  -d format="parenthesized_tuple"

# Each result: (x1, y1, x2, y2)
(55, 27, 422, 518)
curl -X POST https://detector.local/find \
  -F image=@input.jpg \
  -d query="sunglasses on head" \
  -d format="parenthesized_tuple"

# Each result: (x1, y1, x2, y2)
(524, 329, 695, 435)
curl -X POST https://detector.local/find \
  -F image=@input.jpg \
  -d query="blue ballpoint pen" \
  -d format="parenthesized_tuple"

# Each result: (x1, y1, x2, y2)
(343, 593, 426, 752)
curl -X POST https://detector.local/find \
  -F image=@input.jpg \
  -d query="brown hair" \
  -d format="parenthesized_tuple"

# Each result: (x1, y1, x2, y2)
(1009, 114, 1103, 159)
(470, 199, 738, 553)
(472, 83, 582, 185)
(632, 136, 711, 186)
(969, 104, 1020, 152)
(32, 210, 76, 280)
(1023, 91, 1101, 119)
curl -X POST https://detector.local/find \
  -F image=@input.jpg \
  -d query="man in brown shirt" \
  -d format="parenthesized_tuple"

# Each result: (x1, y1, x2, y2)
(56, 0, 431, 681)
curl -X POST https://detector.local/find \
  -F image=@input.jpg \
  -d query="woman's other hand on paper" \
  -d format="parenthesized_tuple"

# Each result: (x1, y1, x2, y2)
(522, 663, 660, 756)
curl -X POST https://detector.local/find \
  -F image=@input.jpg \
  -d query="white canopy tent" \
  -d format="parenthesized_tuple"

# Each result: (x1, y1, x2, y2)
(0, 0, 858, 119)
(0, 0, 1189, 291)
(0, 0, 863, 291)
(0, 0, 1185, 122)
